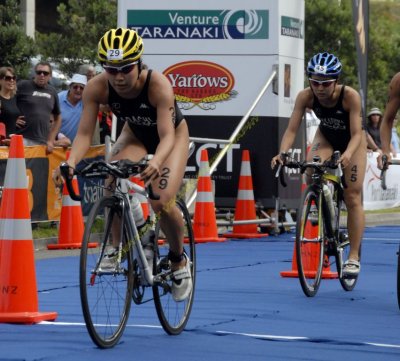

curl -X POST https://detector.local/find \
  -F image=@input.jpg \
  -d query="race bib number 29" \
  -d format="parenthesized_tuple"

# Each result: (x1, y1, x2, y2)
(107, 49, 124, 61)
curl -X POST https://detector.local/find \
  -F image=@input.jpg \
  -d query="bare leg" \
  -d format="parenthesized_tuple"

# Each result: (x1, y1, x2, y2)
(150, 122, 189, 269)
(343, 135, 367, 261)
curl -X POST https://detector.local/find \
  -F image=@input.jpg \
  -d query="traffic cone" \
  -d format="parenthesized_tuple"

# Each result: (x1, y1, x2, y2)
(130, 176, 149, 220)
(48, 152, 96, 249)
(280, 200, 337, 278)
(224, 150, 268, 239)
(0, 135, 58, 324)
(128, 176, 165, 245)
(192, 149, 226, 243)
(0, 122, 5, 141)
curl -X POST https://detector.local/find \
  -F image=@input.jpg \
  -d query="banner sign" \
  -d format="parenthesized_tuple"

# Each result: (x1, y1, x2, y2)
(118, 0, 305, 208)
(363, 152, 400, 211)
(352, 0, 369, 119)
(0, 145, 105, 222)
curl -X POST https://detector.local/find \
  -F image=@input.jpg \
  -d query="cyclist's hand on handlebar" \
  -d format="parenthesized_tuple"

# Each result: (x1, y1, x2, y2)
(377, 152, 391, 170)
(339, 151, 352, 169)
(52, 162, 74, 187)
(140, 158, 160, 185)
(271, 153, 285, 170)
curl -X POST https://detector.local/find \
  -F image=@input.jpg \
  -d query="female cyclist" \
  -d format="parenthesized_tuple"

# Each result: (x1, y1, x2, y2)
(271, 52, 367, 277)
(53, 27, 191, 301)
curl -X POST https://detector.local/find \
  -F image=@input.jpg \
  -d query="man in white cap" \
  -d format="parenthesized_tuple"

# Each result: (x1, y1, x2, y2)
(58, 73, 87, 142)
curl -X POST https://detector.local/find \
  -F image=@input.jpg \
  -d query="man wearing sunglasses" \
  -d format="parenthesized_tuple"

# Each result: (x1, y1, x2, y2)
(58, 73, 87, 142)
(53, 27, 192, 302)
(271, 52, 366, 277)
(16, 61, 61, 153)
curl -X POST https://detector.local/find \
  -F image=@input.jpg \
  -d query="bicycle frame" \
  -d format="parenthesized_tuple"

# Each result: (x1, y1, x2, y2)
(114, 178, 157, 287)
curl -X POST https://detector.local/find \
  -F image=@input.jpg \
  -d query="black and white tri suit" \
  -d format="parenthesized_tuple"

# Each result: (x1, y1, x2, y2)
(312, 85, 359, 154)
(108, 70, 184, 154)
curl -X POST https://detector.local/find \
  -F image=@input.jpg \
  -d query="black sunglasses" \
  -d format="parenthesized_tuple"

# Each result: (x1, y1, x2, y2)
(309, 78, 336, 88)
(103, 62, 137, 75)
(36, 70, 50, 76)
(2, 75, 16, 81)
(72, 84, 84, 91)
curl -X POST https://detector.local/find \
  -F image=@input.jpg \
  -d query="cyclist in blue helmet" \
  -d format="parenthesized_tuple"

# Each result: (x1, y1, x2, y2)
(271, 52, 367, 277)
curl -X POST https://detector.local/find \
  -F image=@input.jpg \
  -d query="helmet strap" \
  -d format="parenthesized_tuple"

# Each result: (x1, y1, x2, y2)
(137, 59, 142, 79)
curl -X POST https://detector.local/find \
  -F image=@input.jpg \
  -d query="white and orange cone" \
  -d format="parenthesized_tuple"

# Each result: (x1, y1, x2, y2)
(48, 152, 95, 249)
(225, 150, 268, 239)
(0, 135, 58, 324)
(280, 199, 337, 278)
(192, 149, 226, 243)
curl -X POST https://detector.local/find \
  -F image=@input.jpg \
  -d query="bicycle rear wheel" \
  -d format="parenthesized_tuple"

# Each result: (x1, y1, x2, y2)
(397, 244, 400, 310)
(80, 196, 133, 348)
(153, 199, 196, 334)
(296, 186, 325, 297)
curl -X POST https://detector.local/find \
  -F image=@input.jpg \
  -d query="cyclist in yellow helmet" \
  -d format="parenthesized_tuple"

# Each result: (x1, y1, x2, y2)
(54, 27, 191, 302)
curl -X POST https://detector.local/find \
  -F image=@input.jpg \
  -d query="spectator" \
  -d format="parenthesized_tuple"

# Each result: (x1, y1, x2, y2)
(366, 107, 396, 155)
(98, 103, 112, 143)
(366, 107, 383, 152)
(78, 64, 97, 81)
(58, 74, 87, 142)
(50, 113, 71, 148)
(16, 61, 61, 153)
(391, 117, 400, 157)
(0, 67, 24, 139)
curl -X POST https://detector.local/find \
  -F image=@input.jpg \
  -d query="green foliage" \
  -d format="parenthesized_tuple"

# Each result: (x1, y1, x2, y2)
(35, 0, 117, 76)
(305, 0, 400, 112)
(0, 0, 37, 78)
(305, 0, 358, 88)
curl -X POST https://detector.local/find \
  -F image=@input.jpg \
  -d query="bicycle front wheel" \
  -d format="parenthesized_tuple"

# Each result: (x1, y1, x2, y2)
(80, 196, 133, 348)
(296, 186, 325, 297)
(153, 199, 196, 334)
(397, 244, 400, 310)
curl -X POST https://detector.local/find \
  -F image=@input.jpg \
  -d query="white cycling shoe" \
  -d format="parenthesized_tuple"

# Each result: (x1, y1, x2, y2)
(171, 253, 192, 302)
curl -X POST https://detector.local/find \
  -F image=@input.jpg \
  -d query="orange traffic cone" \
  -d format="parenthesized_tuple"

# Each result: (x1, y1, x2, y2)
(192, 149, 226, 243)
(280, 200, 337, 278)
(130, 176, 149, 220)
(224, 150, 268, 239)
(0, 135, 58, 324)
(48, 153, 96, 249)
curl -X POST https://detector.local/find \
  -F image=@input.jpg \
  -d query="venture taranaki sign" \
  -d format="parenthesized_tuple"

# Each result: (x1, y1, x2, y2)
(127, 9, 269, 40)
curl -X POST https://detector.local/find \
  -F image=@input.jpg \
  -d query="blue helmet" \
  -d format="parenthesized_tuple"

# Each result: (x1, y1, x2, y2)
(307, 52, 342, 77)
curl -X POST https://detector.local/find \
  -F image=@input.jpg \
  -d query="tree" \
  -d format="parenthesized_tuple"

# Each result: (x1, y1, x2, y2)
(305, 0, 400, 111)
(305, 1, 358, 91)
(0, 0, 37, 78)
(35, 0, 117, 76)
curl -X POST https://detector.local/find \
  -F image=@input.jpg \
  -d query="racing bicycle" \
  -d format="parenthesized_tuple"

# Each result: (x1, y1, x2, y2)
(276, 151, 359, 297)
(60, 157, 196, 348)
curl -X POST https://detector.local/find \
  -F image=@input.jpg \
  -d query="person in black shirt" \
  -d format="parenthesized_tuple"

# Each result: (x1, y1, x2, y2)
(0, 67, 25, 140)
(271, 52, 366, 277)
(16, 61, 61, 153)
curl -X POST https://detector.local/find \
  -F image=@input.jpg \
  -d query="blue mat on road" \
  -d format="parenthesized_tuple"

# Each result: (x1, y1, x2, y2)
(0, 226, 399, 360)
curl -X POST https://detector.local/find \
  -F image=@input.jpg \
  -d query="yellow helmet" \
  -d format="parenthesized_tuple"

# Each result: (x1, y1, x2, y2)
(98, 28, 144, 64)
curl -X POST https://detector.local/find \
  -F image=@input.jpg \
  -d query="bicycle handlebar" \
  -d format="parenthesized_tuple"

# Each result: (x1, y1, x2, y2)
(60, 157, 160, 202)
(380, 155, 400, 190)
(275, 150, 345, 188)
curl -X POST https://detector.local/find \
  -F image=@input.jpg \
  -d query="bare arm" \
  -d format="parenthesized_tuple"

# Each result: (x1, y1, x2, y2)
(270, 89, 310, 168)
(47, 113, 61, 154)
(365, 131, 380, 151)
(141, 71, 177, 181)
(341, 87, 363, 167)
(67, 77, 105, 169)
(381, 72, 400, 155)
